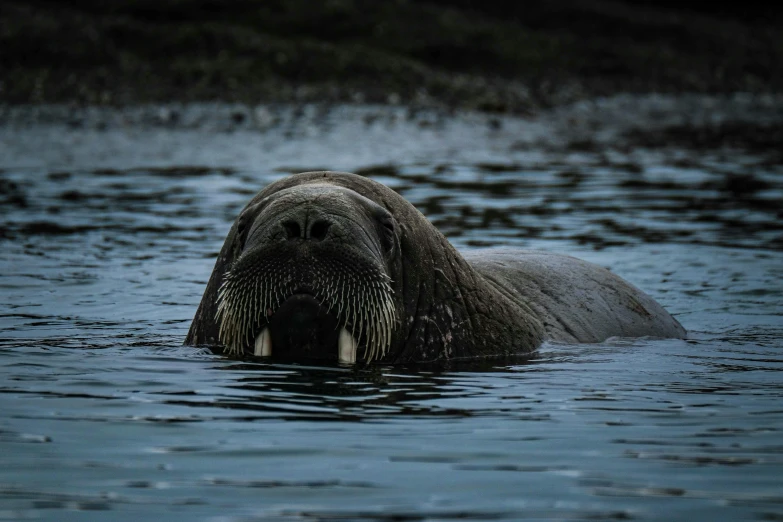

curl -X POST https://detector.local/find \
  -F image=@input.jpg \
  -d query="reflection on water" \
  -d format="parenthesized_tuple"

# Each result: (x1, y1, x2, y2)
(1, 105, 782, 520)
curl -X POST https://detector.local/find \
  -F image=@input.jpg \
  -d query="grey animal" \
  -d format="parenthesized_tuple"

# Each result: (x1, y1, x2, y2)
(185, 172, 685, 363)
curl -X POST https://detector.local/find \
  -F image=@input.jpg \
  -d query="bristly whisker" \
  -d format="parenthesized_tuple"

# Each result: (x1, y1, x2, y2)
(215, 251, 395, 362)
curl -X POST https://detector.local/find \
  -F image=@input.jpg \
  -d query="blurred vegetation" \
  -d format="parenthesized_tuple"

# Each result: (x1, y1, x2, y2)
(1, 0, 781, 111)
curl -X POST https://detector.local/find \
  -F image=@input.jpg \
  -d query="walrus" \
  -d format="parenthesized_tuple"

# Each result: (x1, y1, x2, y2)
(185, 171, 685, 363)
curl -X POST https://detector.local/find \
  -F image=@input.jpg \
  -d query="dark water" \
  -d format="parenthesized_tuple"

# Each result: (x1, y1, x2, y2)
(1, 103, 782, 521)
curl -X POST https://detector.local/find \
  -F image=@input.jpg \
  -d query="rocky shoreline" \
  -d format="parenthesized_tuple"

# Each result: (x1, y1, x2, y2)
(2, 1, 781, 113)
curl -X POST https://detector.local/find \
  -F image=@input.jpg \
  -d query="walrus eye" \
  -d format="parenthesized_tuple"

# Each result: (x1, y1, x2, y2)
(234, 200, 267, 249)
(232, 216, 250, 257)
(378, 215, 397, 256)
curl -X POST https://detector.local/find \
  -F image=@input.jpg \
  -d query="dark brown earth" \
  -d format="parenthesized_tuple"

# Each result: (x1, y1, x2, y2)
(2, 0, 782, 112)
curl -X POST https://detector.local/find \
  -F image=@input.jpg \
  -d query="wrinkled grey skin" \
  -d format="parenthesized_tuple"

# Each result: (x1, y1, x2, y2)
(185, 171, 685, 362)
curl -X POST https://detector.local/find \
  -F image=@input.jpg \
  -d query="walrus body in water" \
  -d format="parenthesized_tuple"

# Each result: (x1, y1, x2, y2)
(185, 171, 685, 363)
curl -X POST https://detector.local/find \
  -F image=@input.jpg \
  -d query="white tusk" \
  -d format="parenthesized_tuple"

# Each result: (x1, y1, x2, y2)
(254, 327, 272, 357)
(338, 327, 357, 364)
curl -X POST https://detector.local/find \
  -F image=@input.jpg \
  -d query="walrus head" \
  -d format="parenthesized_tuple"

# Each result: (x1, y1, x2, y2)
(214, 184, 400, 363)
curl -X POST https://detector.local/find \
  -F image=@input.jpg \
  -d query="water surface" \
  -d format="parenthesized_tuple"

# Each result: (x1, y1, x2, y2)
(1, 102, 782, 521)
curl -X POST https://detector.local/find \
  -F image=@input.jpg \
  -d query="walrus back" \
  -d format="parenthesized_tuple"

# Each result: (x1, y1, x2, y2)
(463, 249, 686, 344)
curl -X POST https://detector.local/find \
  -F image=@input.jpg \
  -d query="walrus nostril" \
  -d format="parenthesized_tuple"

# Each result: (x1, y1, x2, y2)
(309, 220, 330, 241)
(283, 221, 301, 240)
